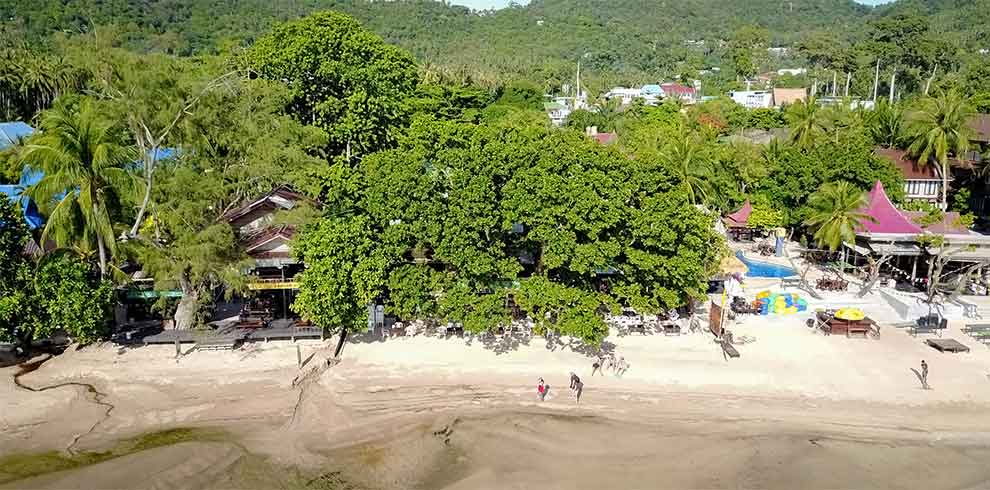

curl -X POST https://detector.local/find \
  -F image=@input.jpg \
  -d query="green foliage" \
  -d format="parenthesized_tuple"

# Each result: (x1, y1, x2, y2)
(786, 97, 827, 149)
(0, 47, 85, 121)
(745, 108, 786, 130)
(747, 205, 784, 229)
(22, 96, 136, 278)
(292, 214, 400, 333)
(905, 90, 974, 205)
(803, 181, 872, 252)
(243, 11, 418, 159)
(293, 115, 719, 345)
(728, 25, 769, 80)
(0, 197, 35, 344)
(753, 135, 904, 227)
(32, 253, 114, 344)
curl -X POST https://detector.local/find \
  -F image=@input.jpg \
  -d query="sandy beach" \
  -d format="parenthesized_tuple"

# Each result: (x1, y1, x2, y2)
(5, 310, 990, 489)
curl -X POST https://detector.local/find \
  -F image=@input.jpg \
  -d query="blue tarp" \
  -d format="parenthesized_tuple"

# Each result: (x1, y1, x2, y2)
(0, 184, 43, 229)
(0, 122, 34, 150)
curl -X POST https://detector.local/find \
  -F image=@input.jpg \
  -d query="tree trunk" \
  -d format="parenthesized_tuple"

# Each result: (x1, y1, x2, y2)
(333, 327, 348, 358)
(95, 204, 108, 278)
(941, 160, 949, 210)
(129, 152, 157, 237)
(173, 274, 199, 329)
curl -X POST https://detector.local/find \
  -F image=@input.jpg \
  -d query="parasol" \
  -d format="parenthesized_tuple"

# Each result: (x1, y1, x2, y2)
(719, 254, 749, 275)
(834, 308, 865, 321)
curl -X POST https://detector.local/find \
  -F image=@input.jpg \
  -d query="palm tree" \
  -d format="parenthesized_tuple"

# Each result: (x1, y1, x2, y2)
(867, 99, 905, 148)
(660, 131, 713, 205)
(24, 97, 134, 278)
(786, 96, 826, 149)
(803, 181, 873, 252)
(905, 90, 974, 208)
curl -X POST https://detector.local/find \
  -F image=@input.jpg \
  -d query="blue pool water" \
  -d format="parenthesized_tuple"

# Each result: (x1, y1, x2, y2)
(735, 251, 797, 278)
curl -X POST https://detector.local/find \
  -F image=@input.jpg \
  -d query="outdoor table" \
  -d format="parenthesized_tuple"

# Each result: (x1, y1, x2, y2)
(826, 317, 875, 338)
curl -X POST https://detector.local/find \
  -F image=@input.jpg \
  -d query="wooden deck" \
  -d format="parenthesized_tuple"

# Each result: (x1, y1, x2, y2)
(926, 338, 970, 353)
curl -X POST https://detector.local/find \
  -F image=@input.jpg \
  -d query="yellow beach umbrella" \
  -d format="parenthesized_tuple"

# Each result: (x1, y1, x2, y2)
(719, 254, 748, 275)
(834, 308, 865, 321)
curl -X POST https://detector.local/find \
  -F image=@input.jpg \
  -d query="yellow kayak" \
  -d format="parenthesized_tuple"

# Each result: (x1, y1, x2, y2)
(834, 308, 865, 321)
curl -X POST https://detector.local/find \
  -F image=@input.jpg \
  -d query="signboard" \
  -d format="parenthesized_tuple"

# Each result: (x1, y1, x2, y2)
(247, 281, 299, 290)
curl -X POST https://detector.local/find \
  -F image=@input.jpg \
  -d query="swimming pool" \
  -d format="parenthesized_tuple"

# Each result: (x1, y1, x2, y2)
(735, 251, 797, 278)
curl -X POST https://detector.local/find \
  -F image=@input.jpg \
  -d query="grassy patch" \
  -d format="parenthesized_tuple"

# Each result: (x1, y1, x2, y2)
(0, 427, 227, 485)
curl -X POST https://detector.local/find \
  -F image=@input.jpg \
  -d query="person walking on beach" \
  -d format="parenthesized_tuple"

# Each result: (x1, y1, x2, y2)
(537, 378, 547, 401)
(616, 357, 629, 377)
(574, 378, 584, 404)
(921, 360, 929, 389)
(570, 372, 580, 390)
(592, 357, 603, 376)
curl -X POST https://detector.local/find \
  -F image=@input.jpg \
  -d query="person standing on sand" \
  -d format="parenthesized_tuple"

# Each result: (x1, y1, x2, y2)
(592, 358, 603, 376)
(538, 378, 547, 401)
(570, 372, 580, 390)
(921, 360, 929, 390)
(574, 378, 584, 404)
(616, 357, 629, 377)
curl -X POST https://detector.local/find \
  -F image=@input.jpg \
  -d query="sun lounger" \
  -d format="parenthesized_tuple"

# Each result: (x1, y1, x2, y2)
(719, 341, 740, 358)
(911, 318, 947, 337)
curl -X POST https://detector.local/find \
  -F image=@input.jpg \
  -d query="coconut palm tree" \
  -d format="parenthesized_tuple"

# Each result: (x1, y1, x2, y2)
(24, 97, 134, 278)
(905, 90, 974, 208)
(786, 96, 826, 149)
(660, 131, 713, 205)
(803, 181, 873, 252)
(867, 99, 905, 148)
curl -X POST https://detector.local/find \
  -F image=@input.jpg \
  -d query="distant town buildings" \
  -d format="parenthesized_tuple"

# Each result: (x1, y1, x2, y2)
(728, 90, 774, 109)
(602, 81, 698, 107)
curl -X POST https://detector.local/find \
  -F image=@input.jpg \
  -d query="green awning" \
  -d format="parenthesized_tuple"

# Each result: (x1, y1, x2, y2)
(126, 290, 183, 299)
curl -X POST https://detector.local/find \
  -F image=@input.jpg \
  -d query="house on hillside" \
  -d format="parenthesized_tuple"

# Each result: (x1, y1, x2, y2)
(728, 90, 773, 109)
(544, 101, 571, 126)
(604, 87, 642, 106)
(772, 88, 807, 107)
(661, 83, 698, 105)
(776, 68, 807, 76)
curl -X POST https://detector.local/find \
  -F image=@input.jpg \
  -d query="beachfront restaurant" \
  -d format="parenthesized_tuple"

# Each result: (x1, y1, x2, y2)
(845, 181, 990, 291)
(223, 187, 316, 325)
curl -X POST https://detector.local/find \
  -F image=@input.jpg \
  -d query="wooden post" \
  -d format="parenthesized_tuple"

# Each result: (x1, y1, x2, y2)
(296, 344, 302, 368)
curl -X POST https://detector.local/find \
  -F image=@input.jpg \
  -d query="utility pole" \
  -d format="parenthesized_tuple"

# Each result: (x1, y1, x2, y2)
(872, 59, 880, 102)
(844, 72, 851, 97)
(575, 61, 581, 110)
(889, 68, 896, 103)
(832, 71, 837, 97)
(924, 64, 938, 96)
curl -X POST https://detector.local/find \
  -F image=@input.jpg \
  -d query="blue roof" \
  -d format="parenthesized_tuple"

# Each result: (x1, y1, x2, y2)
(0, 184, 43, 230)
(641, 84, 663, 95)
(0, 122, 34, 150)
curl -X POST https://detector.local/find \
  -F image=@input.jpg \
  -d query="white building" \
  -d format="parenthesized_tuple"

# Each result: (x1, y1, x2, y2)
(544, 101, 571, 126)
(776, 68, 807, 76)
(729, 90, 774, 109)
(604, 87, 642, 105)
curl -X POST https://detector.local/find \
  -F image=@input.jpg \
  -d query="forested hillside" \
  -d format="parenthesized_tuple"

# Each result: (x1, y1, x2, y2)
(0, 0, 987, 93)
(2, 0, 978, 84)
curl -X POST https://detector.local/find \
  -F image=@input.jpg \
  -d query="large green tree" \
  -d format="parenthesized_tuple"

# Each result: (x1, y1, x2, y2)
(244, 11, 418, 161)
(0, 197, 37, 347)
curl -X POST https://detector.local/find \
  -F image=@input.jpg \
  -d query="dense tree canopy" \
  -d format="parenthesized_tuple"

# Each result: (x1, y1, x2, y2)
(244, 11, 418, 159)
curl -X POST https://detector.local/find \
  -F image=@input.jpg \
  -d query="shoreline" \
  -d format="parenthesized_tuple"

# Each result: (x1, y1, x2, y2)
(4, 328, 990, 488)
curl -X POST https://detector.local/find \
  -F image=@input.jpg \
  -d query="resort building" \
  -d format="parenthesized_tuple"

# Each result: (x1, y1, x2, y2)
(875, 148, 945, 203)
(223, 186, 319, 320)
(849, 181, 990, 283)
